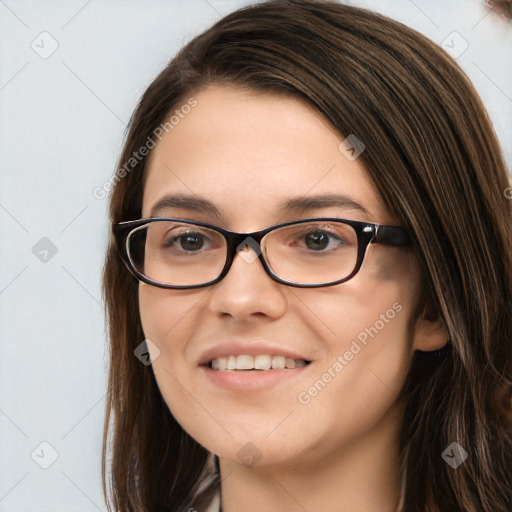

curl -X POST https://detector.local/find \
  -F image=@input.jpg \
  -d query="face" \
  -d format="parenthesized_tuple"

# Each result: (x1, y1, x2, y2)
(138, 85, 422, 470)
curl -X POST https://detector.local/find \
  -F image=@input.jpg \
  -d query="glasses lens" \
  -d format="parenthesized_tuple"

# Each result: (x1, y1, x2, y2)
(127, 220, 227, 286)
(264, 220, 359, 284)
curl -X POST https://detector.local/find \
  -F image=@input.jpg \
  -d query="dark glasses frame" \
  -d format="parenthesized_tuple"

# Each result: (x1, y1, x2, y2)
(113, 217, 412, 289)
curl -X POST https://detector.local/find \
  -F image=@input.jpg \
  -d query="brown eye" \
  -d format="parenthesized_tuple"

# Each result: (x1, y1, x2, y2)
(164, 232, 206, 251)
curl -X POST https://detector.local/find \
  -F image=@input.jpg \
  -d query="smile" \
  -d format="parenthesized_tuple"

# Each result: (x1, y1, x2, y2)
(208, 354, 310, 370)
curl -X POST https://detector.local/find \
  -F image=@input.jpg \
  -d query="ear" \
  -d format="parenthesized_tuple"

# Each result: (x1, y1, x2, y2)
(412, 310, 450, 352)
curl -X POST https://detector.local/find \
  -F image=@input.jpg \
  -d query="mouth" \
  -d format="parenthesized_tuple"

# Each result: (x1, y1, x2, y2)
(199, 357, 312, 391)
(197, 340, 313, 390)
(203, 354, 311, 371)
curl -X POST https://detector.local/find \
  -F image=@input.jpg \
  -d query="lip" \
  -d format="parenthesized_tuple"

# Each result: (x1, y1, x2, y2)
(198, 340, 310, 366)
(199, 363, 312, 391)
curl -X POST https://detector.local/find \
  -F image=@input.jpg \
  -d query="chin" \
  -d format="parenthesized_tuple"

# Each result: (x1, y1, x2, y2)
(189, 421, 321, 470)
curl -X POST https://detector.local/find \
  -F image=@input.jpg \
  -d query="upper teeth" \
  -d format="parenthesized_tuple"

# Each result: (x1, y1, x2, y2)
(210, 355, 307, 371)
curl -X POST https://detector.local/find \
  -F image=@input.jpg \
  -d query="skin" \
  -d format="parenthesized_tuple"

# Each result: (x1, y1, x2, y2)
(138, 85, 449, 512)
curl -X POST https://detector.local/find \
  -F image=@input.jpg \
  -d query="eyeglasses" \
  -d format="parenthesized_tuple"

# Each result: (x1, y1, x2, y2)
(113, 217, 411, 289)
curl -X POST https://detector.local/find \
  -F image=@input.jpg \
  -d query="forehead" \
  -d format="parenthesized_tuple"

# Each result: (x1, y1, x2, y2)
(142, 85, 390, 227)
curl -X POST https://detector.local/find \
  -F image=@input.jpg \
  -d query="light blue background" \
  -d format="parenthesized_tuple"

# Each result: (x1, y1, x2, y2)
(0, 0, 510, 510)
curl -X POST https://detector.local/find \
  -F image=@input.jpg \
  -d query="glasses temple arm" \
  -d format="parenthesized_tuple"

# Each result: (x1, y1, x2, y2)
(374, 225, 411, 246)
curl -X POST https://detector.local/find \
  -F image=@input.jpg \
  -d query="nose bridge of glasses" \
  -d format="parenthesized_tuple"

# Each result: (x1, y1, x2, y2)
(226, 230, 267, 266)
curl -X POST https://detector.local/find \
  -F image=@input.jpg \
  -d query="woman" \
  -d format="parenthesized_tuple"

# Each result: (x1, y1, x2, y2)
(101, 1, 512, 511)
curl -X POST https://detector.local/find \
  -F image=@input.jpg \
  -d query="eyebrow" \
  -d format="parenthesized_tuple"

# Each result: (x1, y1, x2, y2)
(149, 193, 370, 220)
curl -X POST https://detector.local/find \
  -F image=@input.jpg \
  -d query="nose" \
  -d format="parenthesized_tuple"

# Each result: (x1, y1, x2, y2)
(206, 242, 288, 321)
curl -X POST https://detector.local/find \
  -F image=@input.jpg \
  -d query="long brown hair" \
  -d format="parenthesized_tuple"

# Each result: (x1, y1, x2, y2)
(101, 1, 512, 510)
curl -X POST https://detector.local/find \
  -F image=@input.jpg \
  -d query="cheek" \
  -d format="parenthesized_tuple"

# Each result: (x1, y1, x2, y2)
(138, 284, 197, 345)
(138, 286, 170, 352)
(138, 285, 204, 426)
(137, 285, 201, 379)
(292, 285, 413, 454)
(297, 250, 417, 403)
(330, 300, 412, 399)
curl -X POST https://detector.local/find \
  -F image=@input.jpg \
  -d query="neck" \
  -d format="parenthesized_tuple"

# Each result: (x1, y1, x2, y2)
(217, 401, 402, 512)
